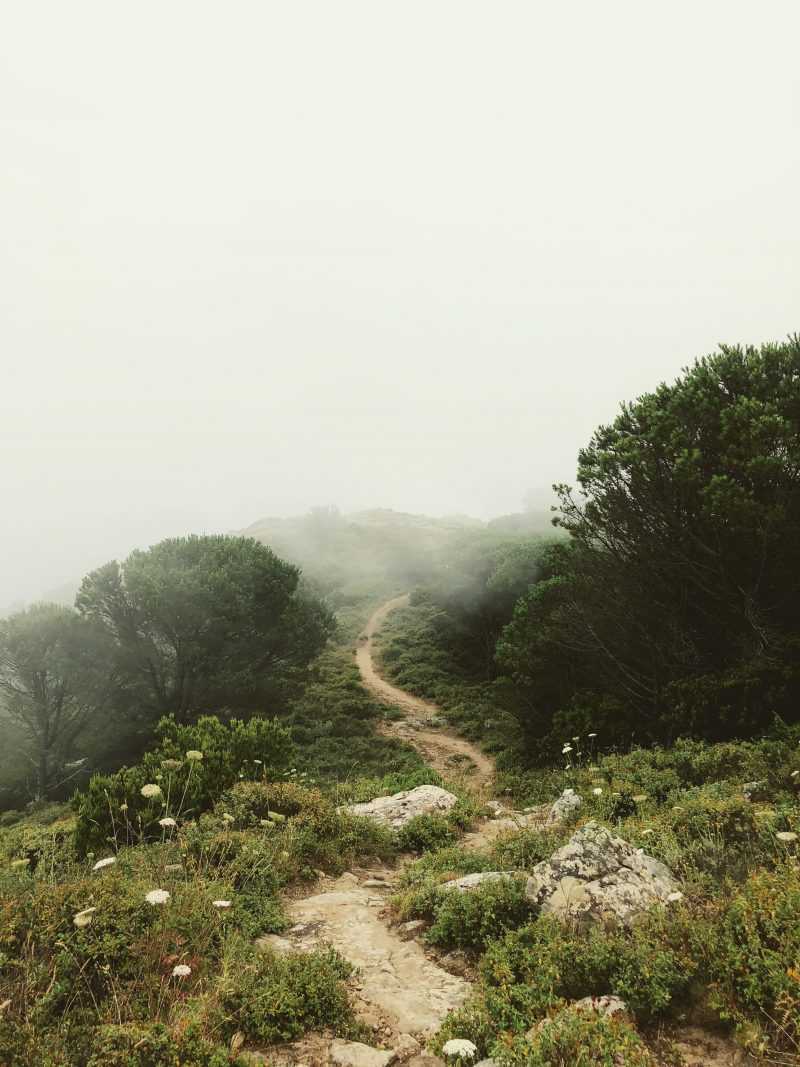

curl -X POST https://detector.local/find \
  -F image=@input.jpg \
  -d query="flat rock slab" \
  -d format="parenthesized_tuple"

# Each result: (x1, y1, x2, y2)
(437, 871, 519, 893)
(330, 1041, 394, 1067)
(340, 785, 458, 829)
(266, 877, 469, 1035)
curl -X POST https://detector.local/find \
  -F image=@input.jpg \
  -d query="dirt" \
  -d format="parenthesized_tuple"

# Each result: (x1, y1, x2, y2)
(356, 595, 495, 792)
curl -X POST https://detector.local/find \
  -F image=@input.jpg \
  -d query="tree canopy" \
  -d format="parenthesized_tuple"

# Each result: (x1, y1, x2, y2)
(498, 337, 800, 749)
(76, 535, 335, 725)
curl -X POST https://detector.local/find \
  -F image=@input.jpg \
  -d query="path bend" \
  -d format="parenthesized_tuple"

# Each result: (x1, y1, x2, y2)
(356, 594, 495, 791)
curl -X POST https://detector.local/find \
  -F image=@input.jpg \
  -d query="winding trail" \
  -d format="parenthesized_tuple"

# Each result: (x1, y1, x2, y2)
(356, 594, 495, 791)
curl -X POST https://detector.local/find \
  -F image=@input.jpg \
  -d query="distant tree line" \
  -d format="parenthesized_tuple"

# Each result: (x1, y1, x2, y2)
(0, 535, 334, 799)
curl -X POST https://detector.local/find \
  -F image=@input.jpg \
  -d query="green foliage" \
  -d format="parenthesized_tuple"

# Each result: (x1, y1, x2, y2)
(503, 1007, 657, 1067)
(76, 534, 335, 725)
(85, 1023, 235, 1067)
(73, 714, 294, 854)
(218, 944, 357, 1045)
(397, 813, 458, 853)
(706, 864, 800, 1052)
(426, 878, 534, 952)
(500, 338, 800, 751)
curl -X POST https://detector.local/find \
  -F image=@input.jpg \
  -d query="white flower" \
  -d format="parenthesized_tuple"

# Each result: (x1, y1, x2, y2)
(93, 856, 117, 871)
(145, 889, 170, 905)
(587, 732, 597, 738)
(212, 899, 232, 909)
(253, 759, 263, 765)
(561, 744, 573, 755)
(592, 787, 603, 796)
(159, 817, 177, 828)
(791, 770, 799, 778)
(140, 784, 162, 799)
(221, 813, 235, 824)
(776, 831, 798, 843)
(186, 750, 203, 761)
(572, 736, 579, 742)
(172, 963, 192, 977)
(641, 828, 655, 836)
(120, 803, 128, 812)
(73, 907, 97, 928)
(632, 794, 648, 803)
(442, 1039, 478, 1060)
(666, 891, 684, 903)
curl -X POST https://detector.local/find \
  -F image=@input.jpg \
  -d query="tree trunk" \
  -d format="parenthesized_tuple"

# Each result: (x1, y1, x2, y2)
(37, 748, 49, 800)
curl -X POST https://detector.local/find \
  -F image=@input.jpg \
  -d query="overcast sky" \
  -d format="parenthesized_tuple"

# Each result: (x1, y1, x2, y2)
(1, 1, 798, 609)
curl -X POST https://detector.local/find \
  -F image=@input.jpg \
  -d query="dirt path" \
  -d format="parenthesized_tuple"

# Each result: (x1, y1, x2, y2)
(356, 594, 495, 791)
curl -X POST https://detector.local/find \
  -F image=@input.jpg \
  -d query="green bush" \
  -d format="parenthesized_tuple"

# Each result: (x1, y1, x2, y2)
(397, 814, 458, 853)
(86, 1023, 235, 1067)
(426, 878, 534, 952)
(707, 864, 800, 1052)
(216, 779, 327, 827)
(505, 1006, 657, 1067)
(73, 714, 294, 855)
(218, 945, 357, 1045)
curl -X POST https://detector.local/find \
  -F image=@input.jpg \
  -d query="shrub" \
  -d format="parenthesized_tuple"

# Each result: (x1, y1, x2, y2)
(426, 878, 534, 952)
(707, 864, 800, 1052)
(216, 779, 327, 827)
(217, 945, 357, 1045)
(504, 1006, 657, 1067)
(397, 814, 458, 853)
(86, 1023, 235, 1067)
(73, 715, 294, 855)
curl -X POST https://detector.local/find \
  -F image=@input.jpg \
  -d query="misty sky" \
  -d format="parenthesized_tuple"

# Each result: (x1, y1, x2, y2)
(2, 1, 798, 609)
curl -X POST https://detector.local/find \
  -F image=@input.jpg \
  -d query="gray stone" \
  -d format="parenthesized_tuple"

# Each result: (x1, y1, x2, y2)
(398, 919, 427, 939)
(546, 788, 582, 826)
(392, 1034, 422, 1061)
(437, 871, 518, 893)
(330, 1040, 394, 1067)
(572, 994, 630, 1018)
(525, 821, 679, 928)
(340, 785, 458, 828)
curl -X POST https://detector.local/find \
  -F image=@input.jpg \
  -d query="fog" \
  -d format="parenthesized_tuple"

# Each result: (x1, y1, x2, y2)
(2, 0, 798, 610)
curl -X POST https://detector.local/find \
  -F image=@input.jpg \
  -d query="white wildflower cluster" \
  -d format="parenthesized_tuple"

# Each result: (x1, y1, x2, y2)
(442, 1039, 478, 1060)
(140, 784, 162, 799)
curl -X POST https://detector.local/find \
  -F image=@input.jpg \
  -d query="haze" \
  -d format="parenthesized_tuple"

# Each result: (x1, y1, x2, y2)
(2, 0, 798, 610)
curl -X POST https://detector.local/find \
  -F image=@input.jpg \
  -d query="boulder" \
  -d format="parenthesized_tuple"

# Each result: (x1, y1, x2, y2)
(340, 785, 458, 828)
(437, 871, 518, 893)
(546, 788, 582, 826)
(524, 821, 679, 928)
(392, 1034, 422, 1061)
(330, 1041, 394, 1067)
(572, 994, 630, 1019)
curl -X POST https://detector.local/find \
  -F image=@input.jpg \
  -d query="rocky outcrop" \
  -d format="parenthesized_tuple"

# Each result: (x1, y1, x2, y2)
(437, 871, 519, 893)
(572, 994, 630, 1019)
(330, 1041, 394, 1067)
(340, 785, 458, 828)
(524, 821, 679, 927)
(546, 788, 582, 825)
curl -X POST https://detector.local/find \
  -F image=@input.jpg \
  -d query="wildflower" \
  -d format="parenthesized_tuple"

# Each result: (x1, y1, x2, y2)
(562, 744, 573, 755)
(776, 831, 798, 843)
(592, 787, 603, 796)
(212, 899, 232, 909)
(442, 1039, 478, 1060)
(120, 803, 129, 812)
(253, 759, 263, 765)
(145, 889, 170, 905)
(161, 759, 183, 771)
(185, 750, 203, 762)
(159, 817, 177, 829)
(667, 891, 684, 903)
(172, 963, 192, 977)
(792, 770, 799, 778)
(572, 736, 580, 742)
(10, 858, 29, 869)
(73, 907, 97, 928)
(632, 794, 648, 803)
(140, 784, 162, 799)
(268, 811, 286, 823)
(259, 819, 275, 830)
(221, 813, 235, 824)
(641, 828, 655, 836)
(93, 856, 117, 871)
(587, 732, 597, 738)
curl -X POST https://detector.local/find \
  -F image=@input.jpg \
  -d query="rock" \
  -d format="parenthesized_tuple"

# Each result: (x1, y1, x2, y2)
(392, 1034, 421, 1061)
(439, 951, 469, 977)
(340, 785, 458, 828)
(485, 800, 506, 815)
(363, 879, 393, 889)
(546, 788, 582, 826)
(398, 919, 427, 939)
(406, 1057, 445, 1067)
(474, 1061, 499, 1067)
(437, 871, 518, 893)
(572, 994, 630, 1019)
(525, 821, 679, 928)
(742, 780, 768, 800)
(330, 1040, 394, 1067)
(255, 934, 294, 954)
